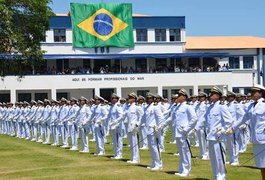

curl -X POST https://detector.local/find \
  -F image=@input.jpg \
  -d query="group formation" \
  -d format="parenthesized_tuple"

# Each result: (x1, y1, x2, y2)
(0, 85, 265, 180)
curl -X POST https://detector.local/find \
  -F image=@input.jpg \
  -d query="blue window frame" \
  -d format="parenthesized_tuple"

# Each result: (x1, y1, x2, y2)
(229, 57, 240, 69)
(243, 56, 254, 69)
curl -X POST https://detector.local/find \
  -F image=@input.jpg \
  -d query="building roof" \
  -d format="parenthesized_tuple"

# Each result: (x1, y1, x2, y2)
(186, 36, 265, 50)
(49, 15, 185, 29)
(55, 13, 149, 17)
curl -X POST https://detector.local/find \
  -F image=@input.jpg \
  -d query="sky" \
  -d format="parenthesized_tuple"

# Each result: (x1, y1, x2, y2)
(50, 0, 265, 37)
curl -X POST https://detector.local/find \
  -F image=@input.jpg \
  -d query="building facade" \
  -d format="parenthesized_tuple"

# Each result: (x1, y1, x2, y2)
(0, 14, 265, 102)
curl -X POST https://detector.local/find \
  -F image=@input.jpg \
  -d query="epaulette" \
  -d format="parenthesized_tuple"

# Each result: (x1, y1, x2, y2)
(220, 102, 224, 105)
(233, 101, 238, 104)
(117, 104, 121, 107)
(154, 102, 158, 106)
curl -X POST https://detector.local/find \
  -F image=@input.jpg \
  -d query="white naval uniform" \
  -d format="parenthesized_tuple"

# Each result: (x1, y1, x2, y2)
(109, 103, 124, 158)
(205, 101, 233, 180)
(34, 106, 44, 142)
(195, 101, 208, 159)
(233, 98, 265, 168)
(140, 102, 165, 169)
(22, 106, 31, 139)
(66, 104, 79, 148)
(75, 104, 92, 152)
(226, 101, 244, 164)
(171, 101, 198, 176)
(50, 105, 59, 145)
(124, 102, 143, 162)
(13, 107, 22, 138)
(42, 105, 52, 144)
(92, 104, 108, 155)
(57, 105, 69, 146)
(139, 103, 148, 149)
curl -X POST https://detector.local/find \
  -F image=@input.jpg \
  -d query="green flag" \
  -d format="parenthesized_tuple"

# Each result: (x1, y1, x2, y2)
(70, 3, 134, 48)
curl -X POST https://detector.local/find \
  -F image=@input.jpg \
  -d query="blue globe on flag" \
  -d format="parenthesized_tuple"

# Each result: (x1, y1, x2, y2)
(93, 13, 113, 36)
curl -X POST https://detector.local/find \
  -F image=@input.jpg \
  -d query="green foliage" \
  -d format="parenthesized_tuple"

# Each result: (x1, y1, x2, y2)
(0, 0, 53, 75)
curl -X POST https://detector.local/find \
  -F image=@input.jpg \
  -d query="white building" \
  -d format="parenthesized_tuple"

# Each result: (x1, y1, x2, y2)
(0, 14, 265, 102)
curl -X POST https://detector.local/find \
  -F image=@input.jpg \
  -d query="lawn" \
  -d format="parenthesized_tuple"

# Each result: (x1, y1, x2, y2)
(0, 132, 261, 180)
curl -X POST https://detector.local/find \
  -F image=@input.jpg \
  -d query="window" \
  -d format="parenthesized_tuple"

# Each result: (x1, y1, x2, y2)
(35, 93, 48, 101)
(229, 57, 240, 69)
(54, 29, 66, 42)
(57, 92, 68, 100)
(169, 29, 181, 41)
(171, 89, 179, 95)
(137, 90, 149, 97)
(163, 90, 168, 98)
(243, 56, 254, 69)
(135, 59, 147, 73)
(136, 29, 147, 42)
(18, 93, 31, 102)
(232, 88, 240, 93)
(155, 29, 166, 42)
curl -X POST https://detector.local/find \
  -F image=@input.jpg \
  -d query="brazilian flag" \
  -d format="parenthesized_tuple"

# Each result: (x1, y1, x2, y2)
(70, 3, 134, 48)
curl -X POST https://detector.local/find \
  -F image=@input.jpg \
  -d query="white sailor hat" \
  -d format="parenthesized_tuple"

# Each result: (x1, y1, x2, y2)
(111, 93, 120, 99)
(128, 92, 138, 99)
(31, 100, 37, 104)
(94, 95, 104, 101)
(198, 92, 208, 97)
(70, 97, 78, 102)
(171, 94, 178, 99)
(119, 97, 126, 102)
(44, 99, 51, 103)
(138, 95, 145, 100)
(251, 84, 265, 92)
(210, 86, 223, 96)
(227, 91, 236, 97)
(60, 97, 67, 102)
(146, 92, 156, 98)
(79, 96, 88, 101)
(37, 100, 44, 104)
(178, 88, 190, 98)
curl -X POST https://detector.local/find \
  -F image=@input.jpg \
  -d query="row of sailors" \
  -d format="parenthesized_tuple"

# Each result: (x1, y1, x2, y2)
(0, 85, 265, 180)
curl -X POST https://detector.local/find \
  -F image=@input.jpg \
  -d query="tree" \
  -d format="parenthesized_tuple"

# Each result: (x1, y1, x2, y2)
(0, 0, 53, 76)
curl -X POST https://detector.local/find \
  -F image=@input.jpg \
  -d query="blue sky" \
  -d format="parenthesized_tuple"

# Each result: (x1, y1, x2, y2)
(50, 0, 265, 37)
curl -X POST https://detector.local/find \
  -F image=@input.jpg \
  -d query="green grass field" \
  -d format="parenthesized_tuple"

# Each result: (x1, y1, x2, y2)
(0, 132, 261, 180)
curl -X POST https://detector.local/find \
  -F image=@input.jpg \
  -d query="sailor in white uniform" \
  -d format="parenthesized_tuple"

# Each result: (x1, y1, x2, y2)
(91, 95, 108, 155)
(140, 93, 165, 171)
(109, 93, 124, 159)
(170, 89, 198, 177)
(194, 92, 209, 160)
(205, 86, 233, 180)
(125, 92, 143, 164)
(225, 91, 245, 166)
(226, 84, 265, 179)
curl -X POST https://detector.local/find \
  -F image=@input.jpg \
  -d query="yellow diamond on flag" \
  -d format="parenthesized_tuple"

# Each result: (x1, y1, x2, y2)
(78, 8, 129, 41)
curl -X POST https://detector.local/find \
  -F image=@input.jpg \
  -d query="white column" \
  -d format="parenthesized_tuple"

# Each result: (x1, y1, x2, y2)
(181, 29, 186, 43)
(146, 58, 150, 72)
(157, 86, 163, 96)
(116, 87, 122, 98)
(200, 57, 203, 70)
(193, 86, 198, 95)
(10, 89, 16, 103)
(166, 29, 170, 42)
(95, 88, 100, 96)
(91, 59, 94, 74)
(148, 29, 155, 42)
(239, 88, 245, 94)
(239, 56, 244, 70)
(51, 88, 57, 100)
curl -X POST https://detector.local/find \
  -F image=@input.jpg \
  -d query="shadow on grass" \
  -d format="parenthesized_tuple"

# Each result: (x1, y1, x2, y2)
(237, 165, 259, 170)
(164, 171, 210, 180)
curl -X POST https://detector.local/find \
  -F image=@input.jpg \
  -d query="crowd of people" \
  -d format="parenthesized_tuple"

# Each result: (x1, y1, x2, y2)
(37, 63, 230, 75)
(0, 84, 264, 180)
